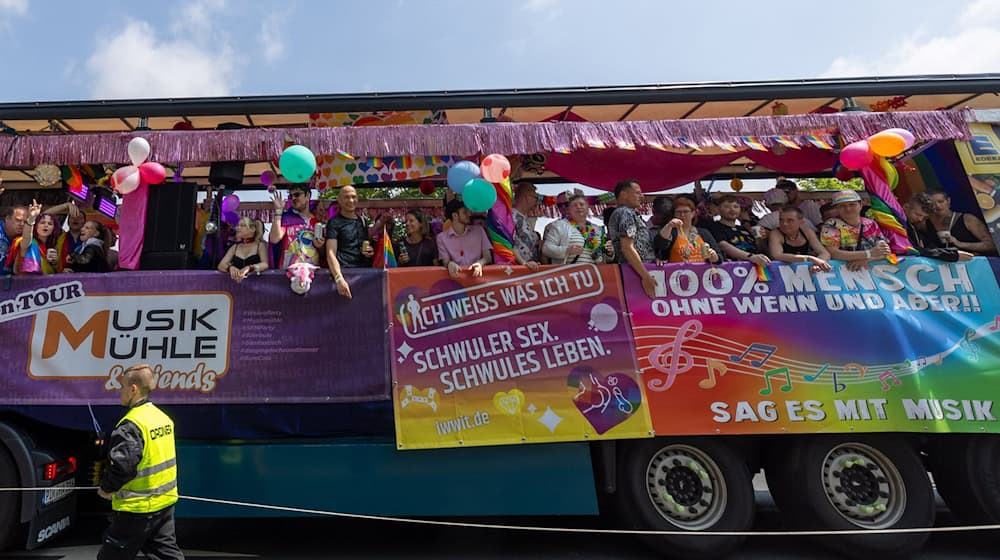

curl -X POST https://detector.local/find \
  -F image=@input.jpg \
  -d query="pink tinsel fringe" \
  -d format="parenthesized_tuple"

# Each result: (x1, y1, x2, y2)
(0, 110, 971, 167)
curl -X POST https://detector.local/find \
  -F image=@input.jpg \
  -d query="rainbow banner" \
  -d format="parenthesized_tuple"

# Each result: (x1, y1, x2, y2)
(623, 259, 1000, 435)
(388, 265, 653, 449)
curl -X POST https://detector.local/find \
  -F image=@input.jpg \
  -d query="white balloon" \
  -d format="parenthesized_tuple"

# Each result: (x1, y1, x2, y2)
(127, 137, 151, 166)
(113, 166, 141, 195)
(587, 303, 619, 332)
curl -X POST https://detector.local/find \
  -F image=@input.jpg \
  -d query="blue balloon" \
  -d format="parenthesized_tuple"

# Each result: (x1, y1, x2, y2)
(463, 178, 497, 213)
(447, 161, 481, 193)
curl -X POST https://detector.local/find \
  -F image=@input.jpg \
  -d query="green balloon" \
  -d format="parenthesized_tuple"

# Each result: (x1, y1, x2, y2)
(463, 178, 497, 213)
(279, 145, 317, 183)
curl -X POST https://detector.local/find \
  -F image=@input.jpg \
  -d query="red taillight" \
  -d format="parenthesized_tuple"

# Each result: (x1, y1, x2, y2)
(42, 456, 77, 481)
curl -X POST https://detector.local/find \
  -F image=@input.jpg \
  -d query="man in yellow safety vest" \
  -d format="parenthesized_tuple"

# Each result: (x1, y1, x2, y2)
(97, 364, 183, 560)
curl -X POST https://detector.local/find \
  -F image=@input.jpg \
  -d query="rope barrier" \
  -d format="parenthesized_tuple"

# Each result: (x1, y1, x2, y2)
(4, 486, 1000, 537)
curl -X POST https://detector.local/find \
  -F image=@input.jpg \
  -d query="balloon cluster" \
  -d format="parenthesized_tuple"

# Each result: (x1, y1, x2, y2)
(220, 193, 241, 226)
(445, 155, 510, 212)
(839, 129, 916, 170)
(111, 138, 167, 195)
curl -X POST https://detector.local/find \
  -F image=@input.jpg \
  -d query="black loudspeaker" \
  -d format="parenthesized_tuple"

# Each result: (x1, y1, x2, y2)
(208, 122, 246, 188)
(140, 182, 197, 270)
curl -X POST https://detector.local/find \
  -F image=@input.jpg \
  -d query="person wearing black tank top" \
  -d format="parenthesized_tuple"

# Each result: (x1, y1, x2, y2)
(927, 191, 995, 256)
(218, 217, 269, 282)
(767, 207, 831, 271)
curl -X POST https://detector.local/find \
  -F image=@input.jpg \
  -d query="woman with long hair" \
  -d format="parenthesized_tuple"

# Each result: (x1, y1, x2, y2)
(5, 200, 60, 274)
(218, 217, 269, 282)
(397, 210, 438, 267)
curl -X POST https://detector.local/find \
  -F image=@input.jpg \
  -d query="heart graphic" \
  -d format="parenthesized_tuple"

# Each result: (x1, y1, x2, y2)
(413, 157, 425, 167)
(493, 389, 525, 415)
(567, 366, 641, 435)
(323, 167, 331, 178)
(345, 163, 357, 173)
(440, 156, 451, 163)
(395, 172, 408, 180)
(317, 181, 328, 190)
(332, 165, 345, 175)
(366, 174, 379, 183)
(358, 161, 371, 172)
(380, 173, 392, 181)
(408, 171, 421, 179)
(352, 176, 364, 184)
(436, 166, 449, 175)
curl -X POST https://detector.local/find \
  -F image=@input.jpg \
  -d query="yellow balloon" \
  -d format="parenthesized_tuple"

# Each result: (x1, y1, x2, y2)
(869, 132, 906, 157)
(730, 177, 743, 192)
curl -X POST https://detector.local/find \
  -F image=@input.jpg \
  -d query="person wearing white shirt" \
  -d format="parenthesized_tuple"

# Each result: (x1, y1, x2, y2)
(542, 194, 613, 264)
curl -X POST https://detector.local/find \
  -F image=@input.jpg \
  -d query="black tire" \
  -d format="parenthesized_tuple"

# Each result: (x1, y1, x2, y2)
(0, 447, 21, 551)
(615, 438, 755, 559)
(765, 435, 934, 560)
(928, 435, 1000, 523)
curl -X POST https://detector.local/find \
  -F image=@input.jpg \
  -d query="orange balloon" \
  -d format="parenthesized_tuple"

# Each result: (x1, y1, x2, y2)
(869, 132, 906, 157)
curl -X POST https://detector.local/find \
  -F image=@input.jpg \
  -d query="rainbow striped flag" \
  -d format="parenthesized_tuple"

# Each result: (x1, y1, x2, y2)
(755, 262, 772, 282)
(370, 157, 382, 169)
(336, 150, 355, 160)
(743, 136, 767, 151)
(382, 225, 397, 269)
(861, 157, 918, 258)
(716, 141, 739, 153)
(805, 135, 834, 150)
(774, 136, 801, 150)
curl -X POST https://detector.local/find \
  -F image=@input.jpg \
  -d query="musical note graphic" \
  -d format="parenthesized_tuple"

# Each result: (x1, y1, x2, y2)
(804, 363, 829, 382)
(879, 370, 901, 391)
(759, 367, 793, 396)
(699, 359, 728, 389)
(962, 328, 981, 362)
(729, 343, 778, 368)
(647, 319, 703, 392)
(833, 370, 846, 393)
(992, 316, 1000, 332)
(844, 363, 866, 379)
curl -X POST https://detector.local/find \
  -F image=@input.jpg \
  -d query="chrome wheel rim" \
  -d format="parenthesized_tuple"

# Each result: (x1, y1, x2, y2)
(645, 444, 727, 530)
(821, 442, 906, 529)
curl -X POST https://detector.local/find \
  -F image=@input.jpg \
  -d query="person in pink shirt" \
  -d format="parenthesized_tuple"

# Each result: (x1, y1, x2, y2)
(436, 199, 492, 278)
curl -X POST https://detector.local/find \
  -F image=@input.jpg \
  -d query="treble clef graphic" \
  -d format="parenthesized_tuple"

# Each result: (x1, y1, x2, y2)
(646, 319, 703, 392)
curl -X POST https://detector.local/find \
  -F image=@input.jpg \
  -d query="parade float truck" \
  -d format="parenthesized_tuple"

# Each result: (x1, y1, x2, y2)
(1, 75, 1000, 559)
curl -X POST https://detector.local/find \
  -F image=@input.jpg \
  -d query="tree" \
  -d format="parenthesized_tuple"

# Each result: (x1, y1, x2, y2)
(797, 177, 864, 191)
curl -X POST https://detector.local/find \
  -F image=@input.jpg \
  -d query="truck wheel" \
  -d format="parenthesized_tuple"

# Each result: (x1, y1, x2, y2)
(765, 436, 934, 559)
(616, 438, 754, 559)
(0, 447, 21, 551)
(928, 435, 1000, 523)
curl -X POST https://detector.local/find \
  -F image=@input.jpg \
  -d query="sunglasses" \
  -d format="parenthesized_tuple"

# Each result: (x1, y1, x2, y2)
(289, 192, 307, 198)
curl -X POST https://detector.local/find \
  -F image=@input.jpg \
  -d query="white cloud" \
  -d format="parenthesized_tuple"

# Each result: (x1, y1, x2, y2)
(0, 0, 27, 15)
(170, 0, 226, 36)
(521, 0, 563, 22)
(258, 14, 286, 62)
(822, 0, 1000, 77)
(86, 19, 237, 99)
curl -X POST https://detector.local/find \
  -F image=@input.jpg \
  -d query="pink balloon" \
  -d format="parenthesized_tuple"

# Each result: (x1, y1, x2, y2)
(139, 162, 167, 185)
(480, 154, 511, 183)
(882, 128, 915, 150)
(112, 165, 141, 194)
(839, 140, 873, 170)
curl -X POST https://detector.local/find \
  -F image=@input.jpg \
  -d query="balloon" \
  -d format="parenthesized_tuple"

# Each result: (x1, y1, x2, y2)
(480, 154, 511, 183)
(882, 128, 915, 149)
(222, 211, 239, 226)
(221, 194, 241, 212)
(868, 131, 906, 158)
(111, 165, 141, 194)
(261, 170, 276, 186)
(139, 162, 166, 184)
(279, 145, 317, 182)
(447, 161, 480, 193)
(462, 178, 497, 213)
(839, 140, 873, 170)
(418, 180, 436, 196)
(127, 137, 151, 166)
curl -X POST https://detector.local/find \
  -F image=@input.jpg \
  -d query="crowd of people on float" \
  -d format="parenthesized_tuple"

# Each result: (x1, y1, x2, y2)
(1, 176, 994, 295)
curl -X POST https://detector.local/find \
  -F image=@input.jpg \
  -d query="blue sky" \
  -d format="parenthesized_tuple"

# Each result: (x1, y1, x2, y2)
(0, 0, 997, 102)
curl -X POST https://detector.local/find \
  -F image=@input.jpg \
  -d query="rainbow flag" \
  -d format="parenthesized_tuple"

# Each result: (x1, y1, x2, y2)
(755, 262, 772, 282)
(861, 157, 918, 257)
(370, 157, 382, 169)
(805, 135, 834, 150)
(336, 150, 355, 160)
(743, 136, 767, 151)
(774, 136, 801, 150)
(382, 225, 397, 269)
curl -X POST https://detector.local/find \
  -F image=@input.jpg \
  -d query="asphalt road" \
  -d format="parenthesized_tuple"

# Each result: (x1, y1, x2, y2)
(2, 508, 997, 560)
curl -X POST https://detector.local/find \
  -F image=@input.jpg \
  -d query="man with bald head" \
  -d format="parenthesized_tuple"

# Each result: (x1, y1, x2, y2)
(97, 364, 183, 560)
(326, 185, 374, 299)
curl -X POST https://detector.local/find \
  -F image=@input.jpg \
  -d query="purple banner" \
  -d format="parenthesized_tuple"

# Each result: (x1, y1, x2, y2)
(0, 270, 390, 404)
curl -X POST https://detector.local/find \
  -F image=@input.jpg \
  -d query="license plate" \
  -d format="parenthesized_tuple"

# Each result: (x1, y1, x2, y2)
(42, 479, 74, 506)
